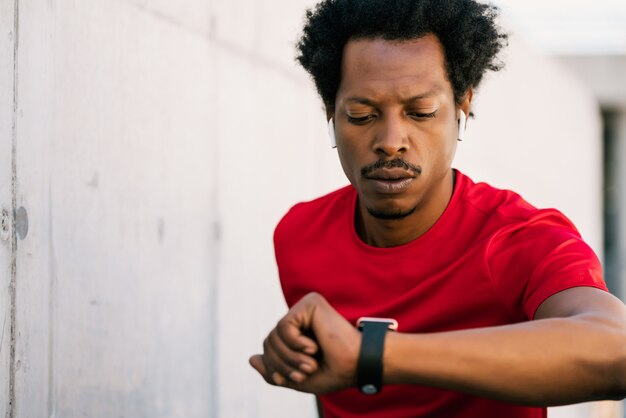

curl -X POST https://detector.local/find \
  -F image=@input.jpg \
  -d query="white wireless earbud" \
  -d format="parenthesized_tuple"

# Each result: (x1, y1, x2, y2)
(328, 118, 337, 148)
(458, 110, 467, 142)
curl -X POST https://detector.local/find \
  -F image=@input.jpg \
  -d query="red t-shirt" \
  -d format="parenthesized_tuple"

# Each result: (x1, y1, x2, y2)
(274, 170, 607, 418)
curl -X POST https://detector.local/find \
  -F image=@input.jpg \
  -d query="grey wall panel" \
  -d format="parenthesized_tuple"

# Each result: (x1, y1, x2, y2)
(214, 48, 321, 418)
(212, 2, 344, 416)
(12, 0, 217, 416)
(12, 1, 55, 415)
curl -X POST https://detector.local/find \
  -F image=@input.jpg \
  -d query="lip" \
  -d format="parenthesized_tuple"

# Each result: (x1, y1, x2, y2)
(366, 168, 417, 179)
(368, 177, 414, 194)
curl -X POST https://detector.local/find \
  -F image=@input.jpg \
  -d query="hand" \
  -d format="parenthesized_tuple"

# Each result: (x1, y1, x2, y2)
(249, 292, 361, 394)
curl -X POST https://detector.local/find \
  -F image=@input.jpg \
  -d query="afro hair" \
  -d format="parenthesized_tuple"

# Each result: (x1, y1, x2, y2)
(296, 0, 508, 108)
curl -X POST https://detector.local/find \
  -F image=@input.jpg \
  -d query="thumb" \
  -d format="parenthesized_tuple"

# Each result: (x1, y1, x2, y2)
(249, 354, 267, 376)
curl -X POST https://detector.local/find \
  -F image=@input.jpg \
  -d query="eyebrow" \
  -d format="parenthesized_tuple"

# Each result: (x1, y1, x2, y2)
(345, 90, 442, 106)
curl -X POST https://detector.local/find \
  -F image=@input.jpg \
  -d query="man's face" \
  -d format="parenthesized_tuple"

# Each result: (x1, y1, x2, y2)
(333, 35, 465, 220)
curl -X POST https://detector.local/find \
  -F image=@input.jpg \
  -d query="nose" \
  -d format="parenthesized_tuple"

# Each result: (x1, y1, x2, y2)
(372, 115, 409, 157)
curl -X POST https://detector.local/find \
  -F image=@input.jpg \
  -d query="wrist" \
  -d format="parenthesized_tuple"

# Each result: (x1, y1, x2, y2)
(382, 330, 402, 385)
(383, 331, 429, 386)
(356, 317, 398, 394)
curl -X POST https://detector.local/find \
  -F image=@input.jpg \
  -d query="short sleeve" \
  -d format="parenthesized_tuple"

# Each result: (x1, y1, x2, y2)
(487, 210, 607, 320)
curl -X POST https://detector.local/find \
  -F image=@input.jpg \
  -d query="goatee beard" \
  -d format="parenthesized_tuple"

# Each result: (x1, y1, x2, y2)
(366, 205, 417, 220)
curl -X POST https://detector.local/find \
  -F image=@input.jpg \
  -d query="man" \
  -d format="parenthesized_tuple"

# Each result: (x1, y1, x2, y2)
(250, 0, 626, 417)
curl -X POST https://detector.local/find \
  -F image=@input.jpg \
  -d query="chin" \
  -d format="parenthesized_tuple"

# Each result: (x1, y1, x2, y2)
(365, 205, 417, 220)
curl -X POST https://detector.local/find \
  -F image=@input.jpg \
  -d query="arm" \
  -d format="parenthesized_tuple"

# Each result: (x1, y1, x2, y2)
(250, 288, 626, 405)
(383, 287, 626, 405)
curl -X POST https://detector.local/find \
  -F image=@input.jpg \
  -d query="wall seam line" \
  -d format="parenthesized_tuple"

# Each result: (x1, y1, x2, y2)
(209, 2, 220, 414)
(7, 0, 19, 417)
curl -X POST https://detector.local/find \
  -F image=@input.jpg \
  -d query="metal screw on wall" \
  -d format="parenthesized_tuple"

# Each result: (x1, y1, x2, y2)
(15, 206, 28, 240)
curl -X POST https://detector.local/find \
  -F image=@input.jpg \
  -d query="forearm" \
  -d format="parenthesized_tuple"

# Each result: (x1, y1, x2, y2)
(383, 315, 626, 406)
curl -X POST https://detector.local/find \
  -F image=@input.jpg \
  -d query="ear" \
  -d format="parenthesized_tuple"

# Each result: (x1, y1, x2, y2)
(325, 107, 334, 122)
(459, 89, 473, 119)
(457, 89, 473, 142)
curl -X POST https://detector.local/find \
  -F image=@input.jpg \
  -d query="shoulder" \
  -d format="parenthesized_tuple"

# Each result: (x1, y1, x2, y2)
(456, 171, 592, 276)
(274, 185, 354, 245)
(456, 173, 605, 318)
(457, 171, 579, 236)
(460, 172, 542, 222)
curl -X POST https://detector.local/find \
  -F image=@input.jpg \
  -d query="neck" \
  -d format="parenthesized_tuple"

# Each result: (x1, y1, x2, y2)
(355, 170, 455, 248)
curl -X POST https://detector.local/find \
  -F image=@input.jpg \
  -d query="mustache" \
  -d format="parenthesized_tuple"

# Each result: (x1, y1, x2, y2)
(361, 159, 422, 178)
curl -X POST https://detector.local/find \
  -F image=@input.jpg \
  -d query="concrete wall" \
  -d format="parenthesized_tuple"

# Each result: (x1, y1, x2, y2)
(0, 1, 616, 417)
(557, 55, 626, 110)
(2, 1, 219, 416)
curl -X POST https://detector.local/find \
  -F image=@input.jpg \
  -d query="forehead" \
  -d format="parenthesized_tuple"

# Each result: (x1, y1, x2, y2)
(338, 35, 450, 101)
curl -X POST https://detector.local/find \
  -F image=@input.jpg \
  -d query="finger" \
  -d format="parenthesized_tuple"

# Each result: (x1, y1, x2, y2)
(253, 355, 329, 394)
(250, 354, 310, 389)
(277, 316, 319, 355)
(266, 330, 319, 378)
(250, 354, 277, 386)
(263, 336, 312, 384)
(261, 336, 291, 383)
(272, 371, 287, 386)
(251, 353, 300, 388)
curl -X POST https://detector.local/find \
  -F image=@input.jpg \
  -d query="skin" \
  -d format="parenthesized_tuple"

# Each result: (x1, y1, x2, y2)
(249, 35, 626, 405)
(332, 35, 470, 247)
(250, 289, 626, 404)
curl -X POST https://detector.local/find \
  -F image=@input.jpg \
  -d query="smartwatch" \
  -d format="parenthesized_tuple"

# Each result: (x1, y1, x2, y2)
(356, 317, 398, 395)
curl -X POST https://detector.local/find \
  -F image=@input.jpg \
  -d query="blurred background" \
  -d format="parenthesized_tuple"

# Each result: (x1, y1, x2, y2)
(0, 0, 624, 417)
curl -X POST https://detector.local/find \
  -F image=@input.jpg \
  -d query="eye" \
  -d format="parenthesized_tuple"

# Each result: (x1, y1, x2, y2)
(408, 110, 438, 120)
(347, 114, 376, 125)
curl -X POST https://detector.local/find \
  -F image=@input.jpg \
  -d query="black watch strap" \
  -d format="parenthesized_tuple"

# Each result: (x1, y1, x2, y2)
(356, 317, 398, 395)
